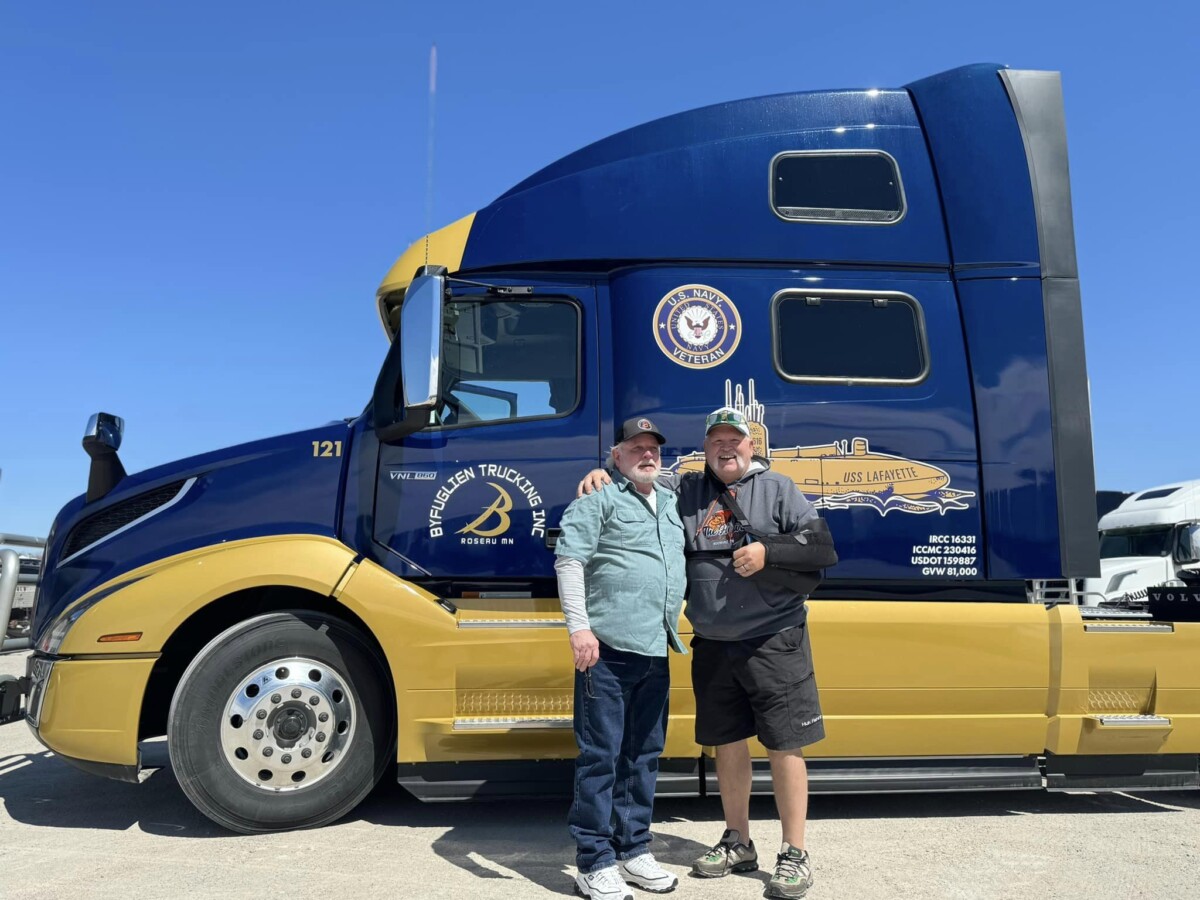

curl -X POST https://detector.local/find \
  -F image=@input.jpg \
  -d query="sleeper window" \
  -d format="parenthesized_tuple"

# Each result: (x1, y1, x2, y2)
(773, 292, 927, 384)
(771, 152, 904, 224)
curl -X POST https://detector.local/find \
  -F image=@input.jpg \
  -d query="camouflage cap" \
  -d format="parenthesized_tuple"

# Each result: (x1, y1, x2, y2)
(705, 406, 751, 437)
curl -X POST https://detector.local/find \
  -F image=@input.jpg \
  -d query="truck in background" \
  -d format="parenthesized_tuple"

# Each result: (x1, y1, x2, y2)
(1082, 481, 1200, 606)
(3, 63, 1199, 834)
(1, 470, 46, 653)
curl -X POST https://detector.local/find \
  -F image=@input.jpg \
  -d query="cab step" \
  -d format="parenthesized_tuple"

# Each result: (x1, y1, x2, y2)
(1089, 714, 1171, 727)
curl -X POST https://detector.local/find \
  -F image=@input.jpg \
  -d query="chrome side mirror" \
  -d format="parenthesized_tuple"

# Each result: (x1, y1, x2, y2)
(399, 272, 444, 408)
(82, 412, 127, 503)
(83, 413, 124, 452)
(372, 266, 446, 443)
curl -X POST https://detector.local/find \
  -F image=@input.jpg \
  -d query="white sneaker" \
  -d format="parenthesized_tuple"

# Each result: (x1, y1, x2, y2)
(618, 853, 679, 893)
(575, 864, 634, 900)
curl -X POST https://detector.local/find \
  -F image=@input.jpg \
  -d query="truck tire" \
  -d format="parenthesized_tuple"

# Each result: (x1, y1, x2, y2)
(168, 611, 393, 834)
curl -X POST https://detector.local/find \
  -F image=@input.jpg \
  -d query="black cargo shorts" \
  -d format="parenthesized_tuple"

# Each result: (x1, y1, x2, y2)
(691, 623, 824, 751)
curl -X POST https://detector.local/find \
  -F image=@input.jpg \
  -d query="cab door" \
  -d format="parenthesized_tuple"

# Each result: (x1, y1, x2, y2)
(373, 283, 599, 761)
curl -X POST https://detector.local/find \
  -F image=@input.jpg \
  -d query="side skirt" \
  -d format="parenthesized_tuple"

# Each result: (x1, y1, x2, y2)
(395, 756, 1048, 802)
(394, 754, 1200, 802)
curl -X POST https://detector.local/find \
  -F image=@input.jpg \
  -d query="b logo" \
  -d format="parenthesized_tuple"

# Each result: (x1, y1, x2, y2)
(457, 483, 514, 537)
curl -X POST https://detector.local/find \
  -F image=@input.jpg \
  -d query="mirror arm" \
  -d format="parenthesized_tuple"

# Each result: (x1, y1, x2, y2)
(374, 405, 431, 445)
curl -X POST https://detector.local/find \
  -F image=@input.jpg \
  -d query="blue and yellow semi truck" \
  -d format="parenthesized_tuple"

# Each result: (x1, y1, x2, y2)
(3, 64, 1198, 833)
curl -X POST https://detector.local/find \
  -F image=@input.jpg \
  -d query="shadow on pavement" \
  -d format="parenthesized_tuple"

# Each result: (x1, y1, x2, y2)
(1127, 789, 1200, 810)
(350, 779, 1200, 893)
(3, 745, 1197, 872)
(0, 742, 224, 837)
(802, 788, 1196, 820)
(355, 783, 714, 895)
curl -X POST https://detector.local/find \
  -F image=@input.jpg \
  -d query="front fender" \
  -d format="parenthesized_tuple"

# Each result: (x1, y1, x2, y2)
(58, 535, 358, 654)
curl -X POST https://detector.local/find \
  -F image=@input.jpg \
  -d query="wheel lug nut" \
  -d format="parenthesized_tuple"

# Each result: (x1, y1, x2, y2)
(271, 694, 281, 704)
(253, 729, 264, 740)
(256, 710, 267, 720)
(301, 748, 313, 759)
(318, 713, 329, 722)
(316, 733, 326, 743)
(263, 747, 273, 757)
(291, 688, 302, 699)
(309, 696, 320, 706)
(281, 754, 292, 764)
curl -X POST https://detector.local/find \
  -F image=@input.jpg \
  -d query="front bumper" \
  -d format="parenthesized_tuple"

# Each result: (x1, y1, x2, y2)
(17, 652, 157, 770)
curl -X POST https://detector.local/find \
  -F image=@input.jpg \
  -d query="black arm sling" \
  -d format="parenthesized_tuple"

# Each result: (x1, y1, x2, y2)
(706, 475, 838, 597)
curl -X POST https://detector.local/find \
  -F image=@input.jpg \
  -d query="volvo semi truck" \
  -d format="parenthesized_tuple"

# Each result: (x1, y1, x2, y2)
(1082, 481, 1200, 606)
(3, 63, 1197, 834)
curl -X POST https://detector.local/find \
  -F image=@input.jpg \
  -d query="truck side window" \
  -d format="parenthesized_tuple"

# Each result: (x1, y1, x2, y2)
(771, 291, 928, 384)
(436, 297, 580, 427)
(770, 151, 904, 224)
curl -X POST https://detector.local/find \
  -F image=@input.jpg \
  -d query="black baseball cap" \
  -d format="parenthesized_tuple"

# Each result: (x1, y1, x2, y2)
(617, 416, 666, 445)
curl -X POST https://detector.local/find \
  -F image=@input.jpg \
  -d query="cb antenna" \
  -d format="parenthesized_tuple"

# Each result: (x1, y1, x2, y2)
(424, 43, 437, 266)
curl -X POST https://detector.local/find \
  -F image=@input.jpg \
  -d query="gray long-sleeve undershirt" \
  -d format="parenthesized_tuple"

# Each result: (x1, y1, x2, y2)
(554, 556, 590, 634)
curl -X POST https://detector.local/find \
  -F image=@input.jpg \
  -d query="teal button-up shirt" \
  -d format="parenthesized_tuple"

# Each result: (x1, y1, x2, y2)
(554, 474, 688, 656)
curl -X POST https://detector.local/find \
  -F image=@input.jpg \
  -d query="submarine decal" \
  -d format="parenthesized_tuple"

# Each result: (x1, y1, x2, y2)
(670, 379, 976, 517)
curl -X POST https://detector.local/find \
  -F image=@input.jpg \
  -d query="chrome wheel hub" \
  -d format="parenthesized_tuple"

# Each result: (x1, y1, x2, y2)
(219, 656, 357, 792)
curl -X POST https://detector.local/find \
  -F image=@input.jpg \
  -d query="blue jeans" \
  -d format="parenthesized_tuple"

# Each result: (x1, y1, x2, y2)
(569, 643, 670, 874)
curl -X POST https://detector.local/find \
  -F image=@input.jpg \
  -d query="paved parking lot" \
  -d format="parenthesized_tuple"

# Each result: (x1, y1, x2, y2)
(2, 651, 1197, 899)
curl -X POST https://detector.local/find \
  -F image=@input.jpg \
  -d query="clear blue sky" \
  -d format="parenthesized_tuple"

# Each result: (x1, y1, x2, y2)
(2, 1, 1197, 537)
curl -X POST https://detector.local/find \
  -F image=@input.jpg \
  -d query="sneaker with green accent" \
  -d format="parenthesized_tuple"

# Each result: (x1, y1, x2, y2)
(764, 843, 813, 899)
(690, 829, 758, 878)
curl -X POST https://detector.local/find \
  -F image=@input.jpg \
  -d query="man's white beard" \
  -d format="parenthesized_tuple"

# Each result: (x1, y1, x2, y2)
(627, 466, 660, 485)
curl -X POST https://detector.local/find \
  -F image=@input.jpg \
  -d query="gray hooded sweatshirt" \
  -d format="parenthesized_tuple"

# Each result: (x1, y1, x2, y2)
(661, 457, 820, 641)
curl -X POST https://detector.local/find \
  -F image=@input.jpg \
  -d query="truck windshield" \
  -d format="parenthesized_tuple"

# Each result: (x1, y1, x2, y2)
(1099, 526, 1174, 559)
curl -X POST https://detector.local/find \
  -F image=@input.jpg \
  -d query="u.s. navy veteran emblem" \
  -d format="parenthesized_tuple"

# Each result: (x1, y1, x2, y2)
(653, 284, 741, 369)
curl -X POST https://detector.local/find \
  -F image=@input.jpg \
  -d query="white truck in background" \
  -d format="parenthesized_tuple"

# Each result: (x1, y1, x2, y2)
(1082, 481, 1200, 606)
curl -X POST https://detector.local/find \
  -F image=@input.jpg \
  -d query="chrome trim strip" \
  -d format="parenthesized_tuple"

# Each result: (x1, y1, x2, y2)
(59, 477, 197, 566)
(1084, 623, 1174, 633)
(1079, 606, 1153, 619)
(1091, 715, 1171, 727)
(453, 716, 573, 731)
(457, 618, 567, 629)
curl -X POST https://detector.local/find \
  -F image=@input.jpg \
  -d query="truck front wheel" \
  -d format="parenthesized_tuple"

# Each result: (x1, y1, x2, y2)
(168, 611, 393, 833)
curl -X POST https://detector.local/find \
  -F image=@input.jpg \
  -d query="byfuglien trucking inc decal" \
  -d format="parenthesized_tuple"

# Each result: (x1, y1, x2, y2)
(428, 464, 546, 545)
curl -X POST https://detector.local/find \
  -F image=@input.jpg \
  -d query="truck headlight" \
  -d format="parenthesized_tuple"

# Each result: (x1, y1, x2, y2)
(36, 579, 140, 655)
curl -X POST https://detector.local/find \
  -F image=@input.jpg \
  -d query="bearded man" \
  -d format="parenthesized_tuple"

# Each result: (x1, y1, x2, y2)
(555, 416, 687, 900)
